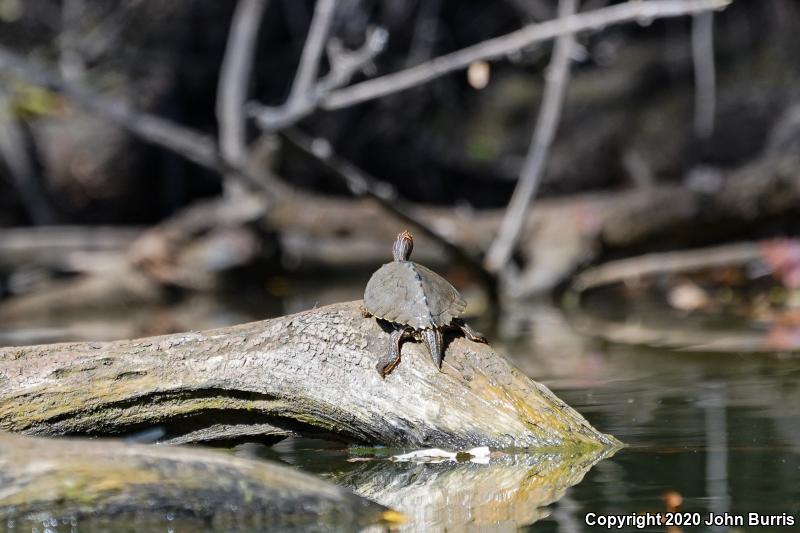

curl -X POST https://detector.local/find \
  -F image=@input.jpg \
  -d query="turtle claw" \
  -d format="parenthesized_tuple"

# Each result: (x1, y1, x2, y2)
(455, 319, 489, 344)
(360, 305, 372, 318)
(375, 358, 395, 378)
(376, 352, 400, 378)
(422, 329, 444, 371)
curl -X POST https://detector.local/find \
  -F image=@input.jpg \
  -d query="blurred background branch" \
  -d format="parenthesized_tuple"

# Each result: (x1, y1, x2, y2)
(216, 0, 268, 171)
(691, 10, 716, 138)
(322, 0, 729, 109)
(8, 0, 800, 331)
(483, 0, 578, 275)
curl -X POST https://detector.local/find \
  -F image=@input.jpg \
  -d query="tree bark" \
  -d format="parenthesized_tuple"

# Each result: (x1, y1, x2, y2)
(0, 301, 619, 450)
(0, 432, 395, 531)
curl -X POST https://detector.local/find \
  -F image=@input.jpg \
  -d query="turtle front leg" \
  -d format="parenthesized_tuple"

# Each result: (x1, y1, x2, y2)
(453, 318, 488, 344)
(376, 327, 410, 378)
(422, 328, 445, 370)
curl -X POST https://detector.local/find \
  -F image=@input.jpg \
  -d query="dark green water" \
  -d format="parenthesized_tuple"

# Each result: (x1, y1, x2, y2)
(530, 350, 800, 533)
(2, 292, 799, 532)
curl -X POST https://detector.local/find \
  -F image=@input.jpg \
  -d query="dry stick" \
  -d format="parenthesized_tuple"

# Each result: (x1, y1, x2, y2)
(317, 28, 388, 92)
(248, 26, 387, 131)
(483, 0, 578, 274)
(0, 47, 282, 199)
(570, 242, 763, 293)
(250, 0, 337, 131)
(282, 127, 499, 304)
(691, 10, 716, 138)
(217, 0, 269, 168)
(322, 0, 731, 110)
(287, 0, 336, 103)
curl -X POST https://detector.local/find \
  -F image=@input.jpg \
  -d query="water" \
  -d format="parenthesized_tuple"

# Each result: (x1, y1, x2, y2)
(2, 288, 799, 531)
(532, 350, 800, 533)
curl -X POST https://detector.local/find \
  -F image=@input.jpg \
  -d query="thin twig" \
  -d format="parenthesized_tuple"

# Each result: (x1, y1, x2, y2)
(246, 17, 389, 133)
(691, 10, 716, 138)
(0, 46, 283, 199)
(317, 28, 388, 92)
(323, 0, 731, 110)
(282, 127, 498, 302)
(217, 0, 269, 167)
(483, 0, 578, 274)
(248, 26, 387, 131)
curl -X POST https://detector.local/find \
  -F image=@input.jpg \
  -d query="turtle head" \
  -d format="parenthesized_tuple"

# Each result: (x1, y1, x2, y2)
(392, 230, 413, 261)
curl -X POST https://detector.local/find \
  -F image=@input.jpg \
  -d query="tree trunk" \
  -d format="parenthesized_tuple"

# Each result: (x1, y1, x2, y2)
(0, 301, 619, 450)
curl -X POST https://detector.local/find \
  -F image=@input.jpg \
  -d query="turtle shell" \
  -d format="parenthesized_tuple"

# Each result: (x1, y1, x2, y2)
(364, 260, 467, 329)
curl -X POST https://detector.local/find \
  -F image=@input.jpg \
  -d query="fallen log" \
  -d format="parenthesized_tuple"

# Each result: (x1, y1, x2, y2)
(0, 301, 619, 450)
(3, 142, 798, 322)
(0, 432, 397, 532)
(0, 226, 142, 271)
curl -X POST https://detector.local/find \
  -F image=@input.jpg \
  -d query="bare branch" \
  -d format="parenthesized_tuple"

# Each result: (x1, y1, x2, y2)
(245, 0, 386, 131)
(322, 0, 731, 110)
(249, 0, 337, 131)
(288, 0, 336, 104)
(0, 46, 283, 199)
(692, 10, 716, 138)
(484, 0, 578, 274)
(318, 27, 388, 92)
(282, 127, 498, 300)
(217, 0, 269, 167)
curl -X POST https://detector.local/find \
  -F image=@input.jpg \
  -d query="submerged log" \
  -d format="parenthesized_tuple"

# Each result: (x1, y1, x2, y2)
(0, 432, 396, 532)
(0, 301, 619, 450)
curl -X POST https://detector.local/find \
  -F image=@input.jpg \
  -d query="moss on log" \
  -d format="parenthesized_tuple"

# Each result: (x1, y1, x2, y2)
(0, 432, 395, 532)
(0, 301, 619, 450)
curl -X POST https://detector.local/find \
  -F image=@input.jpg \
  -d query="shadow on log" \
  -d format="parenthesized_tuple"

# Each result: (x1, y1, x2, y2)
(0, 432, 395, 532)
(0, 301, 619, 450)
(334, 447, 615, 530)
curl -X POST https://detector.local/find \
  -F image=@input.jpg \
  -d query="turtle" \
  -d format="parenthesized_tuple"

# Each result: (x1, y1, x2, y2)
(362, 230, 488, 377)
